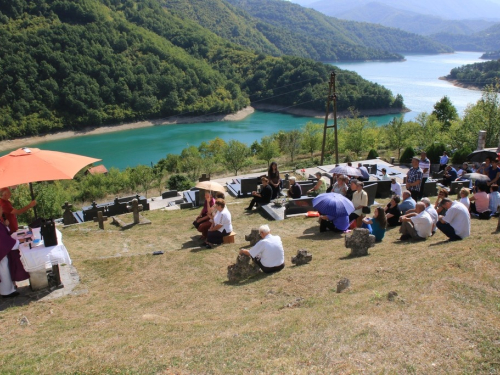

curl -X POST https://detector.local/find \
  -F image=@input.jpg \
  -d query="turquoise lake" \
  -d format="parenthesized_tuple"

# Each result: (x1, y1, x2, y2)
(3, 51, 485, 169)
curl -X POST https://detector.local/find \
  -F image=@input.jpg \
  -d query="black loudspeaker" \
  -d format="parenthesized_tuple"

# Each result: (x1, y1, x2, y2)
(40, 219, 58, 247)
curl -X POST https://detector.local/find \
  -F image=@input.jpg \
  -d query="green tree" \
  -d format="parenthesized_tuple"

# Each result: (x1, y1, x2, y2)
(258, 136, 280, 167)
(432, 96, 458, 129)
(180, 146, 203, 181)
(301, 122, 322, 159)
(385, 116, 411, 159)
(130, 165, 154, 197)
(340, 109, 376, 157)
(223, 140, 251, 175)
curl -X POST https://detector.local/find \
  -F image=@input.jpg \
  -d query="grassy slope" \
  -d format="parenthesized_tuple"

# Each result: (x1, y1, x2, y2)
(1, 195, 499, 374)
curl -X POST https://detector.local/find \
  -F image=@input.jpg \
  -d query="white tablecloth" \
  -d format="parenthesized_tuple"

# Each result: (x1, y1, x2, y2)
(18, 229, 72, 272)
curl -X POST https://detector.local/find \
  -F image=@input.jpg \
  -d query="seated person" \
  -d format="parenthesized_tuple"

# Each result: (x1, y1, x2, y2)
(345, 179, 357, 201)
(434, 189, 449, 215)
(399, 202, 433, 241)
(385, 195, 402, 227)
(442, 165, 458, 187)
(421, 198, 439, 234)
(319, 211, 350, 233)
(357, 163, 370, 182)
(456, 162, 472, 181)
(399, 191, 416, 214)
(349, 181, 368, 227)
(380, 168, 391, 180)
(390, 177, 402, 197)
(193, 191, 215, 229)
(307, 172, 328, 196)
(246, 177, 273, 210)
(487, 158, 500, 187)
(437, 198, 471, 241)
(205, 199, 232, 248)
(287, 176, 302, 199)
(331, 175, 348, 196)
(489, 184, 500, 217)
(470, 183, 491, 219)
(458, 187, 470, 210)
(239, 225, 285, 274)
(361, 207, 387, 242)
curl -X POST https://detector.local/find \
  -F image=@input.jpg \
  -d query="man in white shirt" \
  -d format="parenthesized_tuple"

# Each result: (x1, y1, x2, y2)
(399, 202, 433, 241)
(421, 198, 438, 234)
(436, 198, 471, 241)
(239, 225, 285, 274)
(390, 178, 402, 197)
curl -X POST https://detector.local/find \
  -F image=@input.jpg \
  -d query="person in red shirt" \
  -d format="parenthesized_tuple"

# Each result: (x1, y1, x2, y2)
(0, 187, 37, 233)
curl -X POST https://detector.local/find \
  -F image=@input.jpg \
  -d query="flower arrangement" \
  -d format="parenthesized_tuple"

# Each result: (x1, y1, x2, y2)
(272, 196, 288, 207)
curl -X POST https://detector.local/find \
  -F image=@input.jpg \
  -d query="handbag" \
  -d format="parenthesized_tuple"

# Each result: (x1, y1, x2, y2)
(40, 218, 58, 247)
(362, 206, 371, 214)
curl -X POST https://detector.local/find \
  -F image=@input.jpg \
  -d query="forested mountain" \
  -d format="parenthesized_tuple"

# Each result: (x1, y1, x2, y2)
(0, 0, 403, 140)
(446, 59, 500, 90)
(430, 24, 500, 52)
(293, 0, 500, 22)
(482, 51, 500, 60)
(324, 2, 496, 36)
(222, 0, 451, 56)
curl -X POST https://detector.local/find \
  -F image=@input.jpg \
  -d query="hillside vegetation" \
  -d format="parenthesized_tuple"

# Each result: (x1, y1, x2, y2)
(446, 60, 500, 90)
(431, 24, 500, 52)
(0, 0, 403, 140)
(223, 0, 451, 56)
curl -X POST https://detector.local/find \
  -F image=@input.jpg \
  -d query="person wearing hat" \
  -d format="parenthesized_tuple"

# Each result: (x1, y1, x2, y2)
(406, 157, 423, 201)
(286, 176, 302, 199)
(390, 177, 402, 197)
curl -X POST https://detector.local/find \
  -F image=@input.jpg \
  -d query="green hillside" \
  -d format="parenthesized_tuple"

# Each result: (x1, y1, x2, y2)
(0, 0, 403, 140)
(224, 0, 452, 56)
(431, 24, 500, 51)
(446, 59, 500, 90)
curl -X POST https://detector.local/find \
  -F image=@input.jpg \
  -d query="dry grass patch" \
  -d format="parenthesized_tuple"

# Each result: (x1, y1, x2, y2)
(1, 196, 500, 374)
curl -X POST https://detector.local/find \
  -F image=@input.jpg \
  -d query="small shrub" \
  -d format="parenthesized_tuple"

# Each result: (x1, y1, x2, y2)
(167, 174, 192, 191)
(452, 147, 472, 165)
(426, 143, 448, 164)
(367, 149, 379, 159)
(400, 147, 415, 163)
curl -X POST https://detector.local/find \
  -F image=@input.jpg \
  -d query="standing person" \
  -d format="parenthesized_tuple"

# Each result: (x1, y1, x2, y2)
(418, 151, 430, 199)
(268, 162, 281, 200)
(193, 191, 215, 229)
(0, 204, 21, 298)
(239, 225, 285, 274)
(0, 187, 37, 233)
(487, 158, 500, 187)
(439, 151, 449, 171)
(436, 198, 471, 241)
(406, 157, 423, 201)
(287, 176, 302, 199)
(362, 207, 387, 242)
(205, 199, 232, 248)
(399, 202, 433, 241)
(246, 177, 273, 211)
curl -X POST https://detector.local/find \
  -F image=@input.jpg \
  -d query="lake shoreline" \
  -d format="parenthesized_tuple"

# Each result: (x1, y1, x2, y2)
(0, 105, 407, 153)
(438, 76, 483, 91)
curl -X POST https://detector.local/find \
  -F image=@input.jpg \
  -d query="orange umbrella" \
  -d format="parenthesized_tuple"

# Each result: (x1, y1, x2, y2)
(0, 147, 101, 188)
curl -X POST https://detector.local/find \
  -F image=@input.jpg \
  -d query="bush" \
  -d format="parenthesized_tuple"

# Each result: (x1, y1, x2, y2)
(367, 149, 379, 159)
(400, 147, 415, 163)
(426, 143, 448, 164)
(452, 147, 472, 165)
(167, 174, 192, 191)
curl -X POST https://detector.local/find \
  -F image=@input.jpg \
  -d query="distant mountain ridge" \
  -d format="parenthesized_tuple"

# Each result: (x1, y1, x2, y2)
(330, 2, 497, 36)
(215, 0, 451, 57)
(430, 24, 500, 51)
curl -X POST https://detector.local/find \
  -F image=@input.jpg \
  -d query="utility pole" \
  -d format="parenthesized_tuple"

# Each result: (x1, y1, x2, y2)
(320, 71, 339, 166)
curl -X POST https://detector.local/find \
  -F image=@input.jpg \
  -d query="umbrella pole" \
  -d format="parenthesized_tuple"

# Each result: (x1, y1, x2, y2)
(29, 182, 38, 219)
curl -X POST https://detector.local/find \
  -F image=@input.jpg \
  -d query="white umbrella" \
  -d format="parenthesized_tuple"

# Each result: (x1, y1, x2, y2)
(328, 165, 363, 177)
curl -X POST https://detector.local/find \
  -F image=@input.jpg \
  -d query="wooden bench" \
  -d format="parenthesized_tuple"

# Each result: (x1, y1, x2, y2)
(223, 231, 236, 244)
